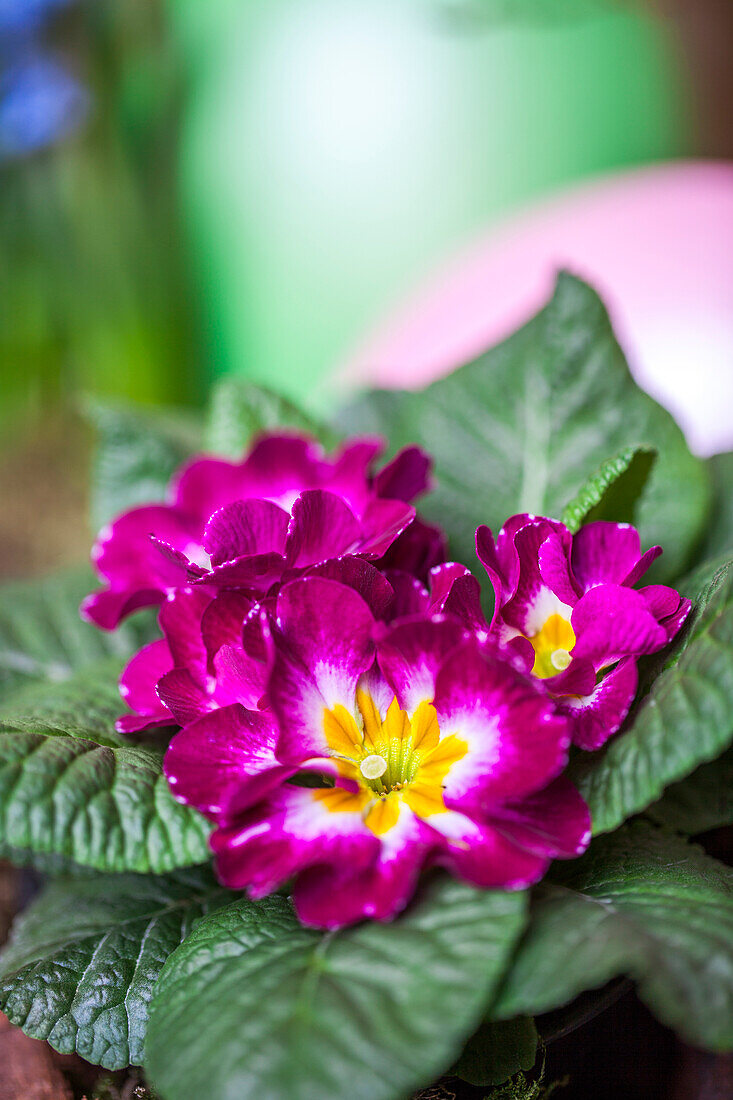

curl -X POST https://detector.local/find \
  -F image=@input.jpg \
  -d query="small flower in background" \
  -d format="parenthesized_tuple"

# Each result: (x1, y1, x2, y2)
(82, 432, 438, 630)
(0, 53, 87, 156)
(163, 575, 590, 928)
(0, 0, 88, 159)
(0, 0, 72, 36)
(477, 515, 691, 750)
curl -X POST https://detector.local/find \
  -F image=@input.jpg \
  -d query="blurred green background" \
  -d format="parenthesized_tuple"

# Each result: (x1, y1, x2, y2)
(0, 0, 730, 573)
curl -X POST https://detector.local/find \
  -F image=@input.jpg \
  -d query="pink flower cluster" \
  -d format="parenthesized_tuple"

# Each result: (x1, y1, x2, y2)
(84, 433, 689, 927)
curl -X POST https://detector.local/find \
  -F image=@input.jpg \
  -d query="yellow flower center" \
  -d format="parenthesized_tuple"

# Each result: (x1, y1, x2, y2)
(313, 690, 467, 835)
(529, 613, 576, 679)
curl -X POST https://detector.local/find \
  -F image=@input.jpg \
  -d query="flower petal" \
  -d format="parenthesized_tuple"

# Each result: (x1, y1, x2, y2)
(269, 578, 375, 762)
(241, 604, 275, 666)
(377, 517, 447, 581)
(285, 490, 361, 567)
(377, 617, 468, 713)
(478, 515, 569, 615)
(538, 535, 581, 605)
(475, 525, 505, 631)
(116, 713, 174, 735)
(492, 777, 591, 858)
(356, 499, 415, 557)
(158, 587, 212, 680)
(195, 552, 286, 591)
(571, 521, 660, 590)
(293, 811, 432, 927)
(383, 571, 430, 619)
(622, 545, 663, 588)
(432, 812, 549, 891)
(326, 438, 384, 514)
(212, 643, 269, 710)
(640, 586, 693, 641)
(429, 563, 489, 635)
(434, 642, 570, 810)
(556, 657, 638, 751)
(83, 505, 200, 627)
(204, 499, 290, 566)
(546, 656, 597, 697)
(501, 524, 574, 635)
(172, 457, 255, 525)
(640, 584, 683, 621)
(211, 784, 379, 896)
(373, 445, 432, 503)
(571, 585, 668, 667)
(239, 434, 325, 501)
(117, 638, 173, 730)
(81, 586, 164, 630)
(149, 537, 207, 578)
(200, 591, 255, 665)
(304, 556, 395, 620)
(660, 596, 693, 642)
(156, 668, 210, 726)
(165, 704, 287, 819)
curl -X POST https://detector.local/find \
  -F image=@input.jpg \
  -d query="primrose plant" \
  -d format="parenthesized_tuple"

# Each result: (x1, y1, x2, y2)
(0, 275, 731, 1100)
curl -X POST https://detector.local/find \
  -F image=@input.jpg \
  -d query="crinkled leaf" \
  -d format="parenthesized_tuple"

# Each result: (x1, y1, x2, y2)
(205, 379, 336, 458)
(85, 400, 202, 531)
(342, 273, 709, 583)
(0, 843, 97, 875)
(569, 560, 733, 834)
(0, 568, 153, 700)
(453, 1016, 538, 1087)
(647, 746, 733, 835)
(493, 823, 733, 1050)
(0, 731, 211, 873)
(0, 657, 130, 747)
(680, 553, 733, 610)
(698, 451, 733, 564)
(146, 878, 527, 1100)
(560, 445, 655, 533)
(0, 868, 228, 1070)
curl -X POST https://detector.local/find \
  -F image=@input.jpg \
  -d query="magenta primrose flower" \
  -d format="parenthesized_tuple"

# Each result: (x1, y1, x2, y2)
(116, 558, 396, 735)
(116, 586, 269, 734)
(477, 515, 691, 750)
(82, 433, 436, 630)
(163, 576, 591, 928)
(115, 557, 478, 736)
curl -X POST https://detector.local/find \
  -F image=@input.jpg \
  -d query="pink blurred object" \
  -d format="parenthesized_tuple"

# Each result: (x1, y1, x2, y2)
(342, 161, 733, 457)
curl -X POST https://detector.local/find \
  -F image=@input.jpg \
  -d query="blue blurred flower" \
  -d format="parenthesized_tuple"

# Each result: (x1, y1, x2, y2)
(0, 0, 87, 158)
(0, 0, 71, 38)
(0, 52, 87, 155)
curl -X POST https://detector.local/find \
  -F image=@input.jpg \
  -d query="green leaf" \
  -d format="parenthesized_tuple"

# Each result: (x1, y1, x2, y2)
(698, 452, 733, 563)
(341, 274, 709, 583)
(0, 843, 98, 875)
(493, 823, 733, 1050)
(85, 400, 202, 531)
(453, 1016, 538, 1087)
(0, 730, 211, 873)
(146, 878, 527, 1100)
(0, 657, 131, 747)
(0, 868, 228, 1070)
(0, 658, 210, 872)
(679, 552, 733, 609)
(647, 746, 733, 835)
(0, 568, 153, 701)
(205, 380, 336, 458)
(569, 560, 733, 834)
(560, 445, 655, 533)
